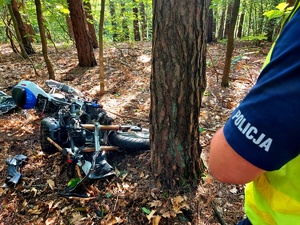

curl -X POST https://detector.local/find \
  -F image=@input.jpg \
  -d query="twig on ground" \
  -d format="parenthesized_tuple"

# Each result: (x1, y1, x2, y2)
(212, 204, 227, 225)
(106, 110, 149, 123)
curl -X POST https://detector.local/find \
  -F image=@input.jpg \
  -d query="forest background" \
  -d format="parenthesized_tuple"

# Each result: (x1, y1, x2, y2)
(0, 0, 295, 224)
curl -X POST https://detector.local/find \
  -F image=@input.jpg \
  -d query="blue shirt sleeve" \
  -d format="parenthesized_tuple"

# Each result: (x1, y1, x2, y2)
(223, 9, 300, 171)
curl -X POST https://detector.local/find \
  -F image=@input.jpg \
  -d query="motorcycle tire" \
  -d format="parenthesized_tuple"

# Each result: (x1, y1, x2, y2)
(40, 117, 66, 154)
(108, 130, 150, 152)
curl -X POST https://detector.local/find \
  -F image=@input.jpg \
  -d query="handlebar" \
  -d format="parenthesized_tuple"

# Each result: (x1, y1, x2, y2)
(81, 124, 122, 131)
(46, 80, 84, 98)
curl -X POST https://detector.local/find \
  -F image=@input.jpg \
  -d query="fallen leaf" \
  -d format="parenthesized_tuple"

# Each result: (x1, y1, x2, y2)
(146, 210, 156, 221)
(229, 187, 238, 194)
(161, 211, 171, 218)
(148, 200, 162, 208)
(28, 205, 43, 215)
(47, 180, 55, 190)
(152, 215, 161, 225)
(45, 217, 57, 225)
(31, 187, 38, 197)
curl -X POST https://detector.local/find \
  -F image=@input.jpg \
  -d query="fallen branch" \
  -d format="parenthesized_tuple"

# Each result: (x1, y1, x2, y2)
(106, 110, 149, 123)
(67, 196, 98, 201)
(212, 205, 226, 225)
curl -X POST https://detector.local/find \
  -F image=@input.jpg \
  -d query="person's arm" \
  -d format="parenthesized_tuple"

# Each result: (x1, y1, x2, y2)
(209, 127, 265, 184)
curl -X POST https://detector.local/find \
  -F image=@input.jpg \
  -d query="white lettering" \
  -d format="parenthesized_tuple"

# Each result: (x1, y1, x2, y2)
(259, 138, 273, 152)
(231, 110, 272, 152)
(232, 110, 241, 119)
(245, 127, 257, 140)
(237, 118, 246, 132)
(242, 123, 251, 134)
(253, 133, 265, 145)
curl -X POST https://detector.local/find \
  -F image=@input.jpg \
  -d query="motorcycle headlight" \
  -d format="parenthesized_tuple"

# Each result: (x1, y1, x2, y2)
(12, 86, 37, 109)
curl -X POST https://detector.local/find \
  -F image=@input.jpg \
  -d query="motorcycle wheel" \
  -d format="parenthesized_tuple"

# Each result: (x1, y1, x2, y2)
(108, 130, 150, 152)
(40, 117, 64, 154)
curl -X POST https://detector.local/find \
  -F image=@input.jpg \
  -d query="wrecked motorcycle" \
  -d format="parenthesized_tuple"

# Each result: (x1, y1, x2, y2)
(11, 80, 150, 194)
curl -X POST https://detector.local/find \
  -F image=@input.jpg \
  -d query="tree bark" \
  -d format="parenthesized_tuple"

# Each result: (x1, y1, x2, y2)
(237, 6, 245, 38)
(99, 0, 105, 96)
(132, 0, 141, 41)
(139, 1, 148, 41)
(67, 0, 97, 67)
(217, 5, 226, 39)
(7, 1, 28, 58)
(150, 0, 206, 189)
(120, 0, 129, 41)
(35, 0, 55, 79)
(84, 0, 99, 48)
(221, 0, 240, 87)
(66, 15, 75, 41)
(11, 0, 35, 55)
(109, 0, 118, 41)
(207, 0, 214, 43)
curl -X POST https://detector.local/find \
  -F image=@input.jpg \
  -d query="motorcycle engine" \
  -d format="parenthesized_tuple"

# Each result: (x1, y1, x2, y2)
(71, 129, 87, 147)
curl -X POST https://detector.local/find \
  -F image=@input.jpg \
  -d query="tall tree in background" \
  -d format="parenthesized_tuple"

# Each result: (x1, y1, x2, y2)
(237, 2, 246, 38)
(217, 3, 226, 39)
(150, 0, 206, 189)
(207, 0, 214, 42)
(287, 0, 296, 5)
(132, 0, 141, 41)
(120, 0, 129, 41)
(35, 0, 55, 79)
(67, 0, 97, 67)
(66, 15, 75, 41)
(265, 0, 281, 42)
(109, 0, 118, 41)
(7, 1, 28, 58)
(10, 0, 35, 55)
(84, 0, 99, 49)
(221, 0, 240, 87)
(139, 0, 148, 41)
(99, 0, 105, 95)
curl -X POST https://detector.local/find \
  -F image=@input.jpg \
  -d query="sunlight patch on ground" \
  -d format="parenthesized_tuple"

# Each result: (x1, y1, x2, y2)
(137, 54, 151, 63)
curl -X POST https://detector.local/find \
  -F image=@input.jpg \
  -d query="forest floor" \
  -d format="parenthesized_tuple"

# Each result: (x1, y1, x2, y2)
(0, 41, 269, 225)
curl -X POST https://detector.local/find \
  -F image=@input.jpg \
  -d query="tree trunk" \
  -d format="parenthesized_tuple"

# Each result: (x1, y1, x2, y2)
(139, 1, 148, 41)
(109, 0, 118, 41)
(150, 0, 206, 189)
(120, 0, 129, 41)
(237, 5, 245, 38)
(66, 16, 75, 41)
(257, 0, 265, 34)
(7, 1, 28, 58)
(217, 6, 226, 39)
(224, 4, 232, 38)
(132, 0, 141, 41)
(35, 0, 55, 79)
(265, 0, 281, 42)
(221, 0, 240, 87)
(67, 0, 97, 67)
(287, 0, 295, 6)
(247, 2, 253, 36)
(11, 0, 35, 55)
(84, 0, 99, 48)
(207, 0, 214, 43)
(99, 0, 105, 96)
(5, 21, 18, 53)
